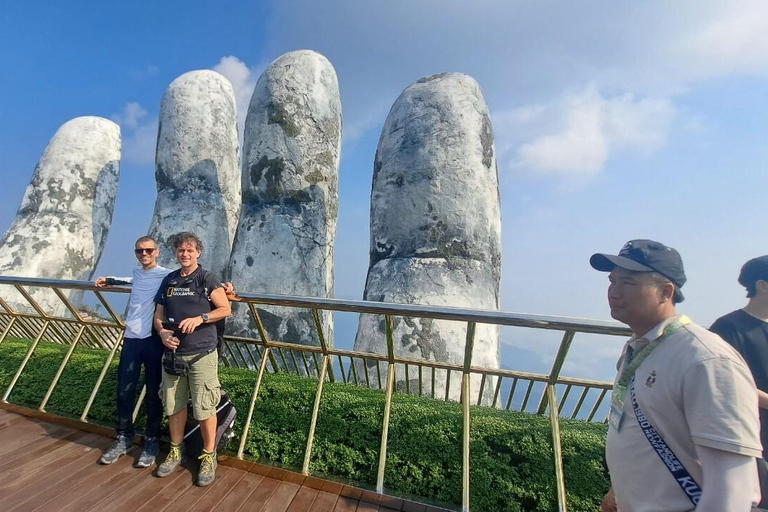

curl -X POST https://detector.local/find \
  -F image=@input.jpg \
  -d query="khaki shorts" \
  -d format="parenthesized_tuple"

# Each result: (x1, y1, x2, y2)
(161, 350, 220, 420)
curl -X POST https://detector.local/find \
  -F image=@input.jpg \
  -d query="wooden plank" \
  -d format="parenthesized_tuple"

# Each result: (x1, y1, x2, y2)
(357, 500, 380, 511)
(333, 496, 360, 512)
(98, 466, 189, 512)
(134, 467, 199, 512)
(0, 432, 103, 491)
(0, 428, 85, 471)
(0, 435, 112, 511)
(162, 466, 241, 512)
(237, 476, 281, 511)
(38, 452, 147, 512)
(308, 491, 340, 511)
(261, 481, 301, 512)
(286, 487, 319, 512)
(192, 466, 249, 511)
(0, 417, 69, 456)
(211, 472, 265, 511)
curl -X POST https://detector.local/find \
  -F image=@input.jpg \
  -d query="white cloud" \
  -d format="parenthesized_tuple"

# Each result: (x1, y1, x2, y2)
(495, 88, 675, 176)
(111, 102, 156, 165)
(110, 102, 147, 130)
(212, 56, 262, 139)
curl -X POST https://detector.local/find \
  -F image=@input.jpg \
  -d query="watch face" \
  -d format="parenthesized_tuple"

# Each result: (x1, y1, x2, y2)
(202, 314, 209, 321)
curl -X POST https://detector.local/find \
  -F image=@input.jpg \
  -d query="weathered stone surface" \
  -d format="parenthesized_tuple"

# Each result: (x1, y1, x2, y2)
(0, 116, 121, 315)
(148, 70, 241, 277)
(227, 50, 341, 362)
(353, 73, 501, 402)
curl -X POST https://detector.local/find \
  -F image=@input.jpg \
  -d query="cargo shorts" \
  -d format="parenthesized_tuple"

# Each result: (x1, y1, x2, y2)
(161, 349, 220, 421)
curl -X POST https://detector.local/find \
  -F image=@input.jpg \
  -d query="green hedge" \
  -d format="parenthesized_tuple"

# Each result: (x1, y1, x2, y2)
(0, 338, 609, 511)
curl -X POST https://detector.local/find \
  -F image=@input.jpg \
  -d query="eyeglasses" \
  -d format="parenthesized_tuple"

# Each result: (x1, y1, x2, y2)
(134, 248, 157, 255)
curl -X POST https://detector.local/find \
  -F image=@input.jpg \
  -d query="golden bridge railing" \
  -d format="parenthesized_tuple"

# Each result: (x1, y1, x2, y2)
(0, 275, 631, 512)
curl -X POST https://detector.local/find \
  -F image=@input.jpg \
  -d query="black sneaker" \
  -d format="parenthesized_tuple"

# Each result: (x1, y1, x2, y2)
(100, 435, 132, 465)
(156, 443, 186, 477)
(197, 450, 217, 487)
(135, 437, 159, 468)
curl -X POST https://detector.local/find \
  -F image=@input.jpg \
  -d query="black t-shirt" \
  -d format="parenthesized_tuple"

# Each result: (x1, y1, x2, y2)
(155, 266, 222, 355)
(710, 309, 768, 455)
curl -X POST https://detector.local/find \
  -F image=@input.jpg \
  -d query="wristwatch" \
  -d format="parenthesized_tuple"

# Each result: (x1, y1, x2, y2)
(201, 313, 209, 323)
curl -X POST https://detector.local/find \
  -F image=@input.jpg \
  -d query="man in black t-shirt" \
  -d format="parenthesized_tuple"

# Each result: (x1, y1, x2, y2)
(710, 255, 768, 508)
(153, 232, 231, 487)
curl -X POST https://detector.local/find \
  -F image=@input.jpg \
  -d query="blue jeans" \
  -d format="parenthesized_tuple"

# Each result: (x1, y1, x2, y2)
(116, 336, 164, 438)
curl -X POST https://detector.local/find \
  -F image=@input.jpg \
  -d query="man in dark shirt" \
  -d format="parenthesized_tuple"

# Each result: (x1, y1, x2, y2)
(153, 232, 231, 487)
(710, 255, 768, 508)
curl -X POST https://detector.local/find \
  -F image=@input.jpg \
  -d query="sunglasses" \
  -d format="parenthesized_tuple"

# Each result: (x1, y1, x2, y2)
(134, 248, 157, 255)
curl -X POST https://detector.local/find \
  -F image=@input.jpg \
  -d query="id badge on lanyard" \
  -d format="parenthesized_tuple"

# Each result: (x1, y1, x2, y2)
(608, 383, 627, 430)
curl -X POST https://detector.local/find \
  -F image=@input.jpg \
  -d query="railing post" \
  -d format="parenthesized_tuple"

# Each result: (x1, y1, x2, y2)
(237, 346, 271, 459)
(376, 315, 397, 494)
(302, 354, 328, 475)
(537, 330, 575, 415)
(81, 331, 124, 421)
(462, 321, 476, 512)
(547, 385, 568, 512)
(0, 316, 17, 345)
(39, 324, 86, 411)
(3, 320, 50, 402)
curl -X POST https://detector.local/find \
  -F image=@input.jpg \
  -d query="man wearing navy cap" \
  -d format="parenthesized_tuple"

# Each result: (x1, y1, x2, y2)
(593, 240, 762, 512)
(711, 255, 768, 509)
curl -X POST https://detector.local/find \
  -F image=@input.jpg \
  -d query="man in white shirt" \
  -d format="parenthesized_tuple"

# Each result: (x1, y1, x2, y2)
(592, 239, 762, 512)
(96, 236, 171, 468)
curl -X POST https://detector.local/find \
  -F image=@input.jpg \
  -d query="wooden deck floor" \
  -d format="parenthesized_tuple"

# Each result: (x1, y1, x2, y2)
(0, 408, 447, 512)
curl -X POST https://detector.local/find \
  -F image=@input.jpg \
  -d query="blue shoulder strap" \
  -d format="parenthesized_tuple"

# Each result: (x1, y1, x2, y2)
(630, 376, 703, 506)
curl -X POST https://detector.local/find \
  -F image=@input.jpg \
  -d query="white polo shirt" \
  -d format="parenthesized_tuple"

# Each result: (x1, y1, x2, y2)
(605, 315, 762, 512)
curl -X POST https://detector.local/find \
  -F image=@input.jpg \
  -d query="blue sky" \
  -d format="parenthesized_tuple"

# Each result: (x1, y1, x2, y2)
(2, 1, 768, 387)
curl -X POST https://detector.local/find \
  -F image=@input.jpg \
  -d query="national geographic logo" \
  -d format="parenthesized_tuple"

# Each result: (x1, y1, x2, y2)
(167, 287, 195, 297)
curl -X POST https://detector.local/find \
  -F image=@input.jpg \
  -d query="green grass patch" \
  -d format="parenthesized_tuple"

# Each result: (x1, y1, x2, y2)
(0, 338, 609, 511)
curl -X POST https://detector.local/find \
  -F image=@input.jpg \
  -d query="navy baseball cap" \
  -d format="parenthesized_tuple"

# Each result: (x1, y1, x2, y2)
(738, 255, 768, 289)
(590, 239, 686, 302)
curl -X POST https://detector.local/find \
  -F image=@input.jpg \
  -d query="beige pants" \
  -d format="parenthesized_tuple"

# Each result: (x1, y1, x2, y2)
(161, 350, 220, 420)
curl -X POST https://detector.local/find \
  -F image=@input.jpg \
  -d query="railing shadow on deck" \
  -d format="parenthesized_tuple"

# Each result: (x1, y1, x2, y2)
(0, 275, 631, 512)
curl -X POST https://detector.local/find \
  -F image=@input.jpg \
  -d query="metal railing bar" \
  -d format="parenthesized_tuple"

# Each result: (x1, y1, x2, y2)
(376, 362, 396, 493)
(278, 348, 290, 373)
(586, 389, 608, 422)
(418, 365, 423, 396)
(39, 324, 86, 411)
(302, 354, 328, 475)
(337, 355, 347, 384)
(0, 276, 633, 336)
(300, 351, 312, 377)
(405, 363, 410, 394)
(132, 385, 146, 423)
(289, 350, 300, 376)
(0, 316, 17, 345)
(476, 374, 487, 406)
(445, 369, 451, 401)
(81, 331, 125, 421)
(461, 321, 476, 512)
(570, 388, 590, 420)
(492, 376, 503, 408)
(349, 356, 358, 384)
(13, 284, 53, 319)
(363, 359, 371, 388)
(537, 331, 577, 414)
(547, 385, 568, 512)
(521, 380, 535, 412)
(237, 346, 272, 459)
(376, 360, 383, 390)
(3, 320, 50, 402)
(51, 287, 85, 323)
(92, 289, 126, 327)
(558, 385, 573, 415)
(431, 367, 436, 399)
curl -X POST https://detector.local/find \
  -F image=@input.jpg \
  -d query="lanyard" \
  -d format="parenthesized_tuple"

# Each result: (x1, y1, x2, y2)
(609, 316, 691, 429)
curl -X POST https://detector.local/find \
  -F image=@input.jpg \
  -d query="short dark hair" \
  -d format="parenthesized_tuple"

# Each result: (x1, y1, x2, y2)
(739, 256, 768, 298)
(135, 235, 157, 248)
(172, 232, 203, 252)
